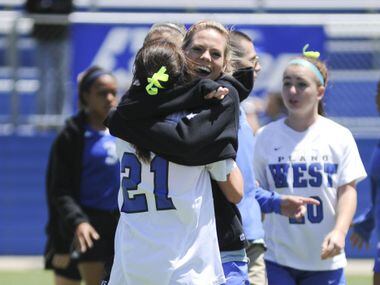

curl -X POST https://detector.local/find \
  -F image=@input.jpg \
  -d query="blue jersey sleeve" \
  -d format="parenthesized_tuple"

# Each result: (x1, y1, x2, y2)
(352, 207, 374, 242)
(353, 143, 380, 241)
(255, 186, 282, 214)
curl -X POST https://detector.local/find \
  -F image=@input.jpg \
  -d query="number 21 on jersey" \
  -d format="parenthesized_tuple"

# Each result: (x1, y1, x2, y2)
(120, 152, 176, 213)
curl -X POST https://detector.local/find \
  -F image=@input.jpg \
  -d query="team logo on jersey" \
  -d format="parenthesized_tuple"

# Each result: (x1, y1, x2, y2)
(269, 162, 338, 188)
(186, 113, 198, 120)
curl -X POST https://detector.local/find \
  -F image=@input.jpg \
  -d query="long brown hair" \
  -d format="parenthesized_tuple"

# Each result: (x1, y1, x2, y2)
(133, 39, 190, 90)
(303, 57, 328, 116)
(132, 39, 191, 163)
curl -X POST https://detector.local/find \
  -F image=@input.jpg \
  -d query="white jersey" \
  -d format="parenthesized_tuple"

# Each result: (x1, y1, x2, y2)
(253, 116, 367, 271)
(109, 139, 231, 285)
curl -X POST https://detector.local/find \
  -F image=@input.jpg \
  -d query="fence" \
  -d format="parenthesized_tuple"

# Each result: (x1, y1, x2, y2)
(2, 0, 380, 12)
(1, 12, 380, 131)
(0, 11, 380, 256)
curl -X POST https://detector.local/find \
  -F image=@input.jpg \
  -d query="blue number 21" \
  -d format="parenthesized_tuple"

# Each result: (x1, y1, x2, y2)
(120, 152, 176, 213)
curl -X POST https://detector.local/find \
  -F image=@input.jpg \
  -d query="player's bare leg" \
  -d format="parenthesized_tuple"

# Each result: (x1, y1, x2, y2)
(374, 272, 380, 285)
(78, 262, 105, 285)
(54, 275, 80, 285)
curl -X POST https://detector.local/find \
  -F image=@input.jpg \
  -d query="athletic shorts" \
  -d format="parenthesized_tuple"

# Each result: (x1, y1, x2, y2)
(265, 260, 346, 285)
(44, 243, 81, 281)
(222, 261, 250, 285)
(54, 259, 81, 281)
(75, 207, 119, 263)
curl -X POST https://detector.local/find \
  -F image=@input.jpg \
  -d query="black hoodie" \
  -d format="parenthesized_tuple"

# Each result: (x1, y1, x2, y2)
(106, 68, 254, 251)
(106, 68, 253, 165)
(45, 111, 90, 262)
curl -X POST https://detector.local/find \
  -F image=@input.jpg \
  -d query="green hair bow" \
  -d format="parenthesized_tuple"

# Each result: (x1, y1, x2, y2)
(145, 66, 169, 95)
(303, 44, 320, 60)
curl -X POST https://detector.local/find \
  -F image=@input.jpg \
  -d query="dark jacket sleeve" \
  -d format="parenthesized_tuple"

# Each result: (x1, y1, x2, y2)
(115, 68, 253, 122)
(116, 79, 222, 120)
(220, 67, 254, 103)
(106, 82, 240, 165)
(45, 148, 72, 254)
(49, 129, 89, 237)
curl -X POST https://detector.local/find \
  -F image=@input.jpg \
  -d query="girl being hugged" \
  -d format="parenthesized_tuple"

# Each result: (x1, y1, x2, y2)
(106, 21, 253, 285)
(253, 46, 367, 285)
(108, 37, 243, 285)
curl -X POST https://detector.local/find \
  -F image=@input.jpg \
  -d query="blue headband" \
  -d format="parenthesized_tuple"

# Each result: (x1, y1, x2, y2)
(288, 59, 325, 86)
(81, 70, 112, 91)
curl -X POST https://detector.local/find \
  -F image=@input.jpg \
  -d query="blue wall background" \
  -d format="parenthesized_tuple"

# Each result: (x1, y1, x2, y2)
(0, 20, 378, 259)
(0, 135, 377, 258)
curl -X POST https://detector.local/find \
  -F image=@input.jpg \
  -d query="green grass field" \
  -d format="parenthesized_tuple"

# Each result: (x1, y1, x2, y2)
(0, 270, 373, 285)
(0, 270, 53, 285)
(347, 275, 372, 285)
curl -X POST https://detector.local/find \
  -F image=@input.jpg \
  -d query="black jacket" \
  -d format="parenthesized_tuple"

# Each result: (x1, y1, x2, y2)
(107, 69, 253, 165)
(45, 111, 90, 259)
(116, 68, 253, 121)
(106, 69, 254, 250)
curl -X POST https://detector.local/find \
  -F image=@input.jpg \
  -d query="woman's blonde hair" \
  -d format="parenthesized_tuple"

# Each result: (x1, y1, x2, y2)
(182, 20, 232, 74)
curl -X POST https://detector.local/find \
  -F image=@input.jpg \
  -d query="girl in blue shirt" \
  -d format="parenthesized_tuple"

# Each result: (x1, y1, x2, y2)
(351, 80, 380, 285)
(45, 66, 120, 285)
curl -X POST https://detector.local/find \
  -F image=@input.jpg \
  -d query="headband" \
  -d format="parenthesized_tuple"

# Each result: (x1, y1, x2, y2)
(81, 70, 112, 91)
(288, 44, 324, 86)
(288, 59, 324, 86)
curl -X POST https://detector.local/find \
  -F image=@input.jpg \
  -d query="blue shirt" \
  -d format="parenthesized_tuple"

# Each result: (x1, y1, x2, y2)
(80, 126, 120, 211)
(236, 107, 281, 241)
(353, 141, 380, 241)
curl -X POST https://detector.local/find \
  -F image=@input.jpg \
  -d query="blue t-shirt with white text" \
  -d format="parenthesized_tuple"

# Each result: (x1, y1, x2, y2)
(80, 125, 120, 211)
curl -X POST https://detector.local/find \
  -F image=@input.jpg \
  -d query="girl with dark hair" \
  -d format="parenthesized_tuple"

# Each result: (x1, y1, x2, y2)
(45, 66, 120, 285)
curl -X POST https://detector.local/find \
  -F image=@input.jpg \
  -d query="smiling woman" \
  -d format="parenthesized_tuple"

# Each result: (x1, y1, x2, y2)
(183, 20, 231, 80)
(105, 20, 255, 285)
(180, 20, 252, 284)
